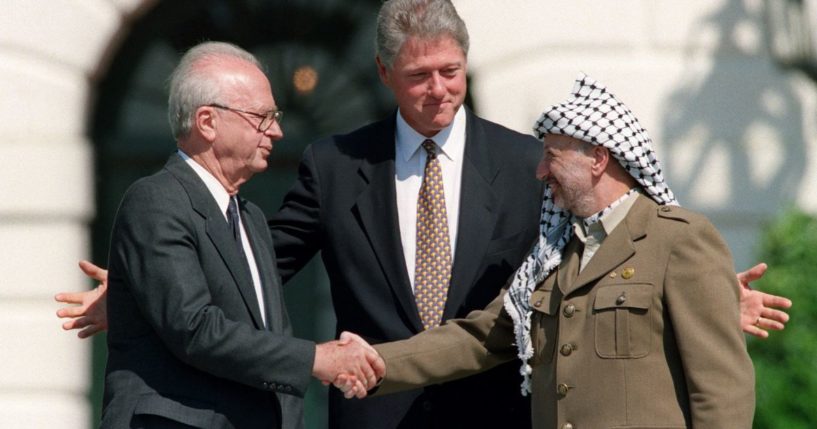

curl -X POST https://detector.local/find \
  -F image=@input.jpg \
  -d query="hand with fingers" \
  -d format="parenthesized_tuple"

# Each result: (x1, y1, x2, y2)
(737, 263, 792, 338)
(313, 331, 385, 399)
(54, 260, 110, 338)
(332, 332, 387, 398)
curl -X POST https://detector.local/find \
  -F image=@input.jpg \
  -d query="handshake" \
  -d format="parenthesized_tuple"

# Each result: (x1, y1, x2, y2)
(312, 331, 386, 399)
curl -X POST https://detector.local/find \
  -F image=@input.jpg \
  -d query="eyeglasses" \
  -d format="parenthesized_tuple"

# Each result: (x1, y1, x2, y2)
(207, 103, 283, 132)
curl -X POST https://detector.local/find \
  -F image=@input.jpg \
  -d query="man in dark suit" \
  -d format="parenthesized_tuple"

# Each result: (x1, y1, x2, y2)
(270, 1, 542, 426)
(100, 41, 382, 429)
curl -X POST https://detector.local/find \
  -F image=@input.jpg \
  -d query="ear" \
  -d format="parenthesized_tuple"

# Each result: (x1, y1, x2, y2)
(375, 56, 390, 85)
(195, 106, 218, 143)
(590, 146, 610, 177)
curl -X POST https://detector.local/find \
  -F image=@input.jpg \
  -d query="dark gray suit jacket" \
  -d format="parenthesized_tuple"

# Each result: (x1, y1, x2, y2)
(101, 154, 315, 429)
(270, 108, 544, 428)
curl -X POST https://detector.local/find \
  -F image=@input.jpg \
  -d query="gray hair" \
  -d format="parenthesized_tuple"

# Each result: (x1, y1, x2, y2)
(167, 41, 263, 139)
(375, 0, 469, 69)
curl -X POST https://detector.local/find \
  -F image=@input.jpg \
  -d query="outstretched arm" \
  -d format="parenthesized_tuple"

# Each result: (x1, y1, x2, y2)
(737, 263, 792, 338)
(55, 260, 109, 338)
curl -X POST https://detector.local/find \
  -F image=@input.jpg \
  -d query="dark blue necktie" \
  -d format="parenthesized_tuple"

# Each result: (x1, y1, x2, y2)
(228, 195, 268, 328)
(227, 196, 247, 260)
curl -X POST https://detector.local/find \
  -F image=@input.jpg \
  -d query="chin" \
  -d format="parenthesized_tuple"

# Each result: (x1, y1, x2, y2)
(421, 118, 452, 135)
(251, 161, 269, 173)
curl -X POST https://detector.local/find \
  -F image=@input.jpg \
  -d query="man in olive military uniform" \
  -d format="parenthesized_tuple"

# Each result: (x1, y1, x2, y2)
(361, 74, 755, 428)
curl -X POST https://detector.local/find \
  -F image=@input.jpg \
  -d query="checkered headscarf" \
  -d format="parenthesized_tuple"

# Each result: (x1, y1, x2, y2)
(502, 73, 678, 394)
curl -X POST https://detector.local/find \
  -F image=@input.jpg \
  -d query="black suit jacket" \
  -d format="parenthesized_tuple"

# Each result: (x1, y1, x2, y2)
(270, 108, 544, 428)
(102, 154, 315, 429)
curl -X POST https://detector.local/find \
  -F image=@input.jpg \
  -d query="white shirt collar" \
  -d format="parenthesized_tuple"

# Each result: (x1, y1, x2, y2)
(395, 107, 466, 163)
(177, 150, 231, 219)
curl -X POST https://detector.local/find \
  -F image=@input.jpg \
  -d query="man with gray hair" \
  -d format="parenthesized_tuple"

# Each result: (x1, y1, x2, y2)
(356, 74, 756, 428)
(99, 41, 383, 429)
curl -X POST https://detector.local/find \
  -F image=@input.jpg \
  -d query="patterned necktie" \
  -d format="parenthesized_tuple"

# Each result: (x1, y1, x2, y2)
(414, 139, 452, 330)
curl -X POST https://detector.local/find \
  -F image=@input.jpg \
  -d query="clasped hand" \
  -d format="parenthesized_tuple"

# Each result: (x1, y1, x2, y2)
(312, 331, 385, 399)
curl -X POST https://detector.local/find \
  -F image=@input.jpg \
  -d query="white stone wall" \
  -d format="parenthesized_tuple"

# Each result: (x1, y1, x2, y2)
(456, 0, 817, 269)
(0, 0, 148, 427)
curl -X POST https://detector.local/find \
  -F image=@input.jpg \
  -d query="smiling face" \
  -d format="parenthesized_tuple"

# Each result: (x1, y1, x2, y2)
(536, 134, 597, 216)
(210, 58, 283, 183)
(377, 34, 467, 137)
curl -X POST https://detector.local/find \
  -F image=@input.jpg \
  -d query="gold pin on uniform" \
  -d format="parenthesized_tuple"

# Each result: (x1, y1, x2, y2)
(621, 267, 635, 279)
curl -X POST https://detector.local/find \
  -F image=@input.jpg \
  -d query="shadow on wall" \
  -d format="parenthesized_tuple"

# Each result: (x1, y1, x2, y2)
(660, 0, 805, 214)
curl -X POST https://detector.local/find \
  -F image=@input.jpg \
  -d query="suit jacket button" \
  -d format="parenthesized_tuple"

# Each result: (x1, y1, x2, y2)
(560, 343, 575, 356)
(562, 423, 574, 429)
(534, 299, 543, 308)
(563, 304, 576, 318)
(557, 383, 570, 396)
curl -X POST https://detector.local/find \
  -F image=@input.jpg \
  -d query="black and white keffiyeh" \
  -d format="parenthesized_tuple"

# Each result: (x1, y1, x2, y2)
(503, 73, 679, 394)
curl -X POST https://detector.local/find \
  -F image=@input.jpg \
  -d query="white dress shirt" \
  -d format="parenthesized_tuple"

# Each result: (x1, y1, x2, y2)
(395, 107, 466, 292)
(178, 150, 267, 326)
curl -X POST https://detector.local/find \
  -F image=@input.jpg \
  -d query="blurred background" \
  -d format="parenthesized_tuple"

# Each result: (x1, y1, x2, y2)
(2, 0, 815, 427)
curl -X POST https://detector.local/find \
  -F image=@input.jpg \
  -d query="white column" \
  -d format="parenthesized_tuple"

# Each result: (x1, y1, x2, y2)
(0, 0, 150, 427)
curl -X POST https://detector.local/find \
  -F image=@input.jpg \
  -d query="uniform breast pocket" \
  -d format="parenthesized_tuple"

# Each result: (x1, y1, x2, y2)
(529, 287, 560, 365)
(593, 283, 653, 359)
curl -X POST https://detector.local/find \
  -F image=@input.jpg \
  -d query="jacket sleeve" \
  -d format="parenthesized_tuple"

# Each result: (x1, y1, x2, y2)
(373, 287, 518, 394)
(109, 179, 315, 397)
(663, 216, 755, 428)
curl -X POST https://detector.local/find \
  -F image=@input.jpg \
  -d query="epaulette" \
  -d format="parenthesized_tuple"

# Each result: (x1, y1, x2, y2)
(656, 205, 691, 224)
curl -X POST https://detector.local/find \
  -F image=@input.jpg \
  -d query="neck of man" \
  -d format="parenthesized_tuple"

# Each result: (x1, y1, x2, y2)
(179, 140, 244, 196)
(577, 165, 638, 217)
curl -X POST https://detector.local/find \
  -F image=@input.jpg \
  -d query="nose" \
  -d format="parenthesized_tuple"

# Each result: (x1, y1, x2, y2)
(536, 153, 550, 181)
(264, 121, 284, 141)
(428, 73, 446, 98)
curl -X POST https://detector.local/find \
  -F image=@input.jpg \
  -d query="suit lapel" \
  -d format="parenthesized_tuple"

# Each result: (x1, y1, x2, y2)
(563, 196, 652, 296)
(444, 111, 499, 320)
(352, 115, 424, 332)
(164, 155, 266, 329)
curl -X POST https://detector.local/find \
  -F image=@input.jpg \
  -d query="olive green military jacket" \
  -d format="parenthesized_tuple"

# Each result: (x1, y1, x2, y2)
(375, 196, 755, 428)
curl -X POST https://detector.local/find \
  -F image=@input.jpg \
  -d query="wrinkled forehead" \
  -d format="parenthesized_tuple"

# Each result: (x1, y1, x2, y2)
(543, 133, 592, 152)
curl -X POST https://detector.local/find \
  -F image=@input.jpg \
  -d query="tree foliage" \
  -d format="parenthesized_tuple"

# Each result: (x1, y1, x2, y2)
(749, 208, 817, 428)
